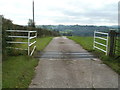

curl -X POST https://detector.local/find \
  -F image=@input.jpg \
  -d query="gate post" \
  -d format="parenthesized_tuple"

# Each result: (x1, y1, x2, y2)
(28, 31, 30, 55)
(109, 30, 116, 57)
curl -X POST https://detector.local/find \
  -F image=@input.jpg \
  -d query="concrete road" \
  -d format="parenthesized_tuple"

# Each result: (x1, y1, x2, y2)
(29, 36, 118, 88)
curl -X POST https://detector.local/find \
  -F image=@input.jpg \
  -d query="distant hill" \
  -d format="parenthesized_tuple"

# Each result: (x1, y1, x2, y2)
(36, 25, 118, 36)
(107, 25, 118, 28)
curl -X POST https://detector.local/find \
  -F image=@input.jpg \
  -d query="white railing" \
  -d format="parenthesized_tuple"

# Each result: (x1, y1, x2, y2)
(6, 30, 37, 56)
(93, 31, 109, 55)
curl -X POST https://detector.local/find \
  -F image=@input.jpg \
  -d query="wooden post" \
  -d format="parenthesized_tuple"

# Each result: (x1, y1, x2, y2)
(109, 30, 116, 57)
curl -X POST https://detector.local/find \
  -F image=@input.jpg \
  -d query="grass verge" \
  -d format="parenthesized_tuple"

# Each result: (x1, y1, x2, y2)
(2, 37, 53, 88)
(68, 36, 120, 74)
(36, 37, 53, 51)
(2, 56, 38, 88)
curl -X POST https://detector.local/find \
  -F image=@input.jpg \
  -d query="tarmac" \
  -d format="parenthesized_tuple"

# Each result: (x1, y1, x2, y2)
(29, 36, 118, 88)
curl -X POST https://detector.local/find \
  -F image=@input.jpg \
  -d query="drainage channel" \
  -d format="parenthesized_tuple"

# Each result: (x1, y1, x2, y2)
(34, 51, 96, 59)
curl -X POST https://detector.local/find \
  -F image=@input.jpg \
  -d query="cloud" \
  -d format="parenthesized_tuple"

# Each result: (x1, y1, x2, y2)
(0, 0, 119, 25)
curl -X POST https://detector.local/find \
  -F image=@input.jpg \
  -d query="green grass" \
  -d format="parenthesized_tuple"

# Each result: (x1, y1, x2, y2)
(3, 37, 53, 88)
(14, 37, 53, 51)
(36, 37, 53, 51)
(2, 56, 38, 88)
(68, 36, 94, 52)
(68, 36, 120, 74)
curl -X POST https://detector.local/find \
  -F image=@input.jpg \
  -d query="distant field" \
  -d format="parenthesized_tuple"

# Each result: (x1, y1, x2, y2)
(68, 36, 120, 74)
(68, 36, 93, 51)
(2, 37, 53, 88)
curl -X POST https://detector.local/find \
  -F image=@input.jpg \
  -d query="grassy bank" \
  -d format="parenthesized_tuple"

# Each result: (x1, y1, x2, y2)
(2, 37, 53, 88)
(68, 36, 120, 74)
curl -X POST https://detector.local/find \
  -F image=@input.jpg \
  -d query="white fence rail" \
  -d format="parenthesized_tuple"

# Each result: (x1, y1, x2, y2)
(93, 31, 109, 55)
(6, 30, 37, 56)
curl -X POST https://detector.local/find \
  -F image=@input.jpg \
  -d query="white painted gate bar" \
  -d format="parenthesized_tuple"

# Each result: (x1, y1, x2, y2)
(93, 31, 109, 55)
(6, 30, 37, 56)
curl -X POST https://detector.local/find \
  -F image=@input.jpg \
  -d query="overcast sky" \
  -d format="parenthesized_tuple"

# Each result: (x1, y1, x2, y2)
(0, 0, 119, 25)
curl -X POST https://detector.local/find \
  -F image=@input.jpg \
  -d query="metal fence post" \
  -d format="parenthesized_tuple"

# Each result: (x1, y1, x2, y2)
(28, 31, 30, 55)
(36, 32, 37, 48)
(109, 30, 116, 57)
(106, 33, 109, 55)
(93, 31, 95, 49)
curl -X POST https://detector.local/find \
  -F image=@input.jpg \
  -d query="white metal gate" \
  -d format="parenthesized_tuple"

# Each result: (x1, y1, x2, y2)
(6, 30, 37, 56)
(93, 31, 109, 55)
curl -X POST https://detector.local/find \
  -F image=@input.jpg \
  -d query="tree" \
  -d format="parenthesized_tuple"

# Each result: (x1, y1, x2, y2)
(28, 19, 35, 27)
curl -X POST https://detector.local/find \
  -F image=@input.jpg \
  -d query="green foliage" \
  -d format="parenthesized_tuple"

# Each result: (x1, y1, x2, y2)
(115, 36, 120, 56)
(2, 16, 59, 60)
(28, 19, 35, 27)
(7, 48, 27, 56)
(36, 27, 60, 37)
(2, 16, 13, 60)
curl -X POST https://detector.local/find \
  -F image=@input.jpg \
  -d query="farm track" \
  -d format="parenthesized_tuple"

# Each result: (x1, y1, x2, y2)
(29, 36, 118, 88)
